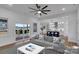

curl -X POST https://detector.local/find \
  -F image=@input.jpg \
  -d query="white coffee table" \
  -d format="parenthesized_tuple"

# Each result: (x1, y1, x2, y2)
(17, 43, 45, 54)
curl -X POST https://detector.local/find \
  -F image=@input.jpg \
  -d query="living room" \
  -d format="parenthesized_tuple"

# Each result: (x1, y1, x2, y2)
(0, 4, 79, 54)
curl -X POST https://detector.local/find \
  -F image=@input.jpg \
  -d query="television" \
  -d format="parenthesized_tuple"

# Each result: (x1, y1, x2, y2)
(47, 31, 52, 36)
(47, 31, 60, 37)
(52, 31, 60, 37)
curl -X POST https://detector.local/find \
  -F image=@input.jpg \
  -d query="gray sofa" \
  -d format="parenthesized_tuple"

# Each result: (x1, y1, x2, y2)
(44, 35, 53, 43)
(34, 35, 65, 53)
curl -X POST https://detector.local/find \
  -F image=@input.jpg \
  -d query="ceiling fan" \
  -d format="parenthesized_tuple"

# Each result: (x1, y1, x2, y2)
(29, 4, 51, 16)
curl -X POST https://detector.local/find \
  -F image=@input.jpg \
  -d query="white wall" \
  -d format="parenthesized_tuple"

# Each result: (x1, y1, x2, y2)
(39, 11, 77, 43)
(77, 8, 79, 43)
(67, 12, 77, 42)
(0, 7, 39, 46)
(0, 6, 78, 46)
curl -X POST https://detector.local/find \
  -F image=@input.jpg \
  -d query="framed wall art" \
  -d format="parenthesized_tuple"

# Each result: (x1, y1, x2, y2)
(0, 17, 8, 32)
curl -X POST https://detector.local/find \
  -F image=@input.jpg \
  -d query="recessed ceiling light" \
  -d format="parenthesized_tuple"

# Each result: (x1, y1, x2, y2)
(62, 8, 66, 11)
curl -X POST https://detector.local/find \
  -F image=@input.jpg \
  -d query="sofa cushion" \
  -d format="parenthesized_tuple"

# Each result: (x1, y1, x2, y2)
(44, 36, 53, 42)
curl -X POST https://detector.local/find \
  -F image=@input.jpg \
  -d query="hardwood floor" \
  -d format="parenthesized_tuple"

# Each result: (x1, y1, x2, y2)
(0, 43, 15, 50)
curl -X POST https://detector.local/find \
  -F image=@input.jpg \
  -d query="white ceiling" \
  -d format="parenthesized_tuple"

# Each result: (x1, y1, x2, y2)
(0, 4, 78, 18)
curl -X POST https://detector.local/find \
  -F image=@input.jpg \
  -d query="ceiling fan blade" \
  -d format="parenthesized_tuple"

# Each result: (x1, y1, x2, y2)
(36, 4, 40, 9)
(41, 11, 47, 15)
(43, 10, 51, 12)
(42, 5, 48, 10)
(34, 13, 38, 15)
(30, 11, 36, 12)
(28, 7, 37, 11)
